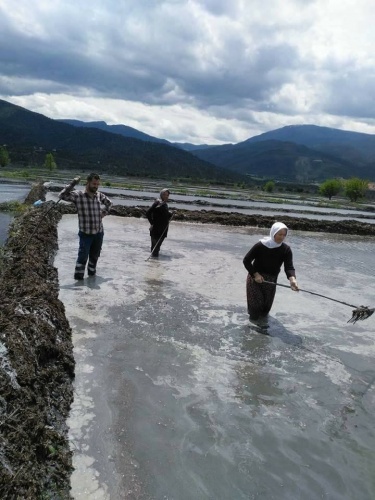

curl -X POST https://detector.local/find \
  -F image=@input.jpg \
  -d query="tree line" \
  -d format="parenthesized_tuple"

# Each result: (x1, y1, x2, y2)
(1, 144, 371, 202)
(262, 177, 370, 202)
(0, 146, 56, 171)
(319, 177, 369, 202)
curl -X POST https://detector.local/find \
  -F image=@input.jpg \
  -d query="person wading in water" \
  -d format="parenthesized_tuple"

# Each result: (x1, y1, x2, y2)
(243, 222, 299, 321)
(59, 173, 112, 280)
(146, 188, 173, 257)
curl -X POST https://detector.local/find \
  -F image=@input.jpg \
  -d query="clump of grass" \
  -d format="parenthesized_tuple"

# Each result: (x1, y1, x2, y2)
(261, 197, 286, 204)
(123, 183, 143, 190)
(173, 188, 188, 195)
(0, 170, 37, 180)
(195, 189, 220, 197)
(0, 201, 28, 213)
(103, 182, 143, 190)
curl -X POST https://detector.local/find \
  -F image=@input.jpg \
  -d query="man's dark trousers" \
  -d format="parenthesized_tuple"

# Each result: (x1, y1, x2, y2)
(74, 231, 104, 279)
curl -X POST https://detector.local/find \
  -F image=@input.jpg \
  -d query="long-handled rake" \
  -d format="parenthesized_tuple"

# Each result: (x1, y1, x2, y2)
(263, 281, 374, 324)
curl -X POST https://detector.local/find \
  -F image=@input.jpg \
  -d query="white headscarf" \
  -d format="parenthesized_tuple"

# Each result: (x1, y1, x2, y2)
(260, 222, 288, 248)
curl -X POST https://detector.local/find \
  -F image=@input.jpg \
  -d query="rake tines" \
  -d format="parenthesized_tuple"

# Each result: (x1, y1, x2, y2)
(262, 281, 374, 325)
(347, 306, 375, 324)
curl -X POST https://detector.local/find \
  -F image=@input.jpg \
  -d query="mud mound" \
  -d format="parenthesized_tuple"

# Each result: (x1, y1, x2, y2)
(0, 197, 75, 498)
(23, 181, 47, 206)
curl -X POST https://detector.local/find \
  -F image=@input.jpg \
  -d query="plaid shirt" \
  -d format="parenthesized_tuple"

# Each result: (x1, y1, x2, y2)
(59, 187, 112, 234)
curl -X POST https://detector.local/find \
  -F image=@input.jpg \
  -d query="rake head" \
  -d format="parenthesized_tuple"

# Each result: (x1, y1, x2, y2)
(347, 306, 374, 324)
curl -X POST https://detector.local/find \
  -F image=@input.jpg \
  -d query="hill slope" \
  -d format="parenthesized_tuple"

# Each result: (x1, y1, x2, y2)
(58, 119, 171, 146)
(61, 119, 375, 181)
(0, 100, 243, 182)
(58, 118, 216, 152)
(244, 124, 375, 163)
(3, 100, 375, 182)
(192, 126, 375, 182)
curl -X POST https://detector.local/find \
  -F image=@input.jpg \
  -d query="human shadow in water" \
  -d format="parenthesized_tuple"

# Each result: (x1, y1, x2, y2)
(60, 275, 114, 291)
(248, 315, 303, 347)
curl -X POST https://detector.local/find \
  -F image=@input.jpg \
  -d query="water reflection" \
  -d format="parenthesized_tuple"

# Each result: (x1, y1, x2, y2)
(59, 275, 114, 290)
(247, 315, 304, 346)
(143, 261, 166, 291)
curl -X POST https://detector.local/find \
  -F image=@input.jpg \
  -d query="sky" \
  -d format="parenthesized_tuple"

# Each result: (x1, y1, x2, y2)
(0, 0, 374, 145)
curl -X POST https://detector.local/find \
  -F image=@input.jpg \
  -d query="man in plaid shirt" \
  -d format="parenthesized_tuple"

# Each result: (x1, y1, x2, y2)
(59, 173, 112, 280)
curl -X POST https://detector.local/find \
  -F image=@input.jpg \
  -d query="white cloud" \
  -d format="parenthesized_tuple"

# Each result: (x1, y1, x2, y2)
(0, 0, 374, 143)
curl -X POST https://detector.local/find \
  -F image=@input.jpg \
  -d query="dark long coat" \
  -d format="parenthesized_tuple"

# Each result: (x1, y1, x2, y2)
(146, 200, 172, 238)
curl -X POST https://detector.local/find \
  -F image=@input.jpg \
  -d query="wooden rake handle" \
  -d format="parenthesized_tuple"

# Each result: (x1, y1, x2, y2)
(262, 280, 358, 309)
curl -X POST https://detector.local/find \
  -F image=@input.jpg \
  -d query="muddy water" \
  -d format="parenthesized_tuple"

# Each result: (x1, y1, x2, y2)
(0, 183, 31, 243)
(55, 216, 375, 499)
(0, 183, 30, 203)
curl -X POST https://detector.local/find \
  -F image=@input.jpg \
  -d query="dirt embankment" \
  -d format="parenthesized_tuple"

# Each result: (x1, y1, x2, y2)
(108, 205, 375, 236)
(46, 184, 375, 235)
(0, 183, 75, 499)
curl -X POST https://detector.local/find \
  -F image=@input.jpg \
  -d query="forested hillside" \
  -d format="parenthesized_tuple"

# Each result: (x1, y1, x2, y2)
(192, 127, 375, 182)
(0, 99, 244, 183)
(3, 99, 375, 182)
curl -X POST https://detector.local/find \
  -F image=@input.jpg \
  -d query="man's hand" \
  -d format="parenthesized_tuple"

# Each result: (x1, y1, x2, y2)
(66, 176, 81, 190)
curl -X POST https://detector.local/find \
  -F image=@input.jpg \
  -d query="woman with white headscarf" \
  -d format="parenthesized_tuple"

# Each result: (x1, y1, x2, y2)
(243, 222, 299, 320)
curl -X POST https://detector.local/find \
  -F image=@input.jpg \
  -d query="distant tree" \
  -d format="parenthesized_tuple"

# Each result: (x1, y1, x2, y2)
(0, 145, 10, 167)
(319, 178, 342, 200)
(344, 177, 369, 202)
(263, 180, 275, 193)
(238, 182, 246, 189)
(44, 152, 57, 171)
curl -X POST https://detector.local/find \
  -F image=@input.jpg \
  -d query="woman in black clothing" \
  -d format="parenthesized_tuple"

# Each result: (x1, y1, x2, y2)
(146, 188, 173, 257)
(243, 222, 299, 320)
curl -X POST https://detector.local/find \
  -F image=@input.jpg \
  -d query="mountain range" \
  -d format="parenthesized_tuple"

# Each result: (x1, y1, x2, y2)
(59, 118, 375, 182)
(1, 98, 375, 183)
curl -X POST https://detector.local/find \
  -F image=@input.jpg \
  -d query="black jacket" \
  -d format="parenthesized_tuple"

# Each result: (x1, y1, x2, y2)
(243, 242, 296, 279)
(146, 200, 172, 238)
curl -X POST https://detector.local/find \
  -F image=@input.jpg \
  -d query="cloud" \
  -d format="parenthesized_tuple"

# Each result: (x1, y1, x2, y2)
(0, 0, 374, 144)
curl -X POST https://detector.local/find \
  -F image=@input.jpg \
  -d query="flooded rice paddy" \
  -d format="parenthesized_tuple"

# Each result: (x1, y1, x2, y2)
(55, 215, 375, 499)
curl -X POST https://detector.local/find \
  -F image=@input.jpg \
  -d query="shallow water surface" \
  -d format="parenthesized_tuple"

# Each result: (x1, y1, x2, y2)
(0, 183, 31, 243)
(56, 217, 375, 499)
(0, 183, 30, 203)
